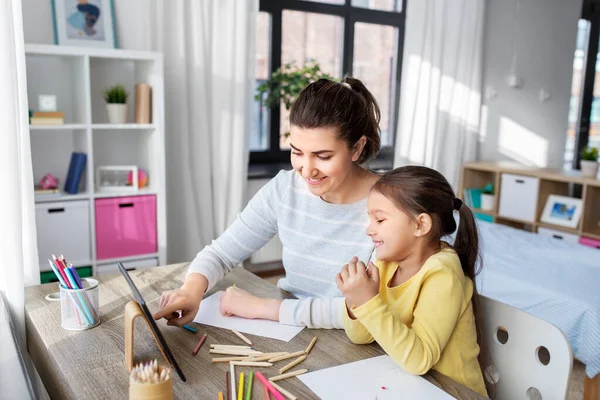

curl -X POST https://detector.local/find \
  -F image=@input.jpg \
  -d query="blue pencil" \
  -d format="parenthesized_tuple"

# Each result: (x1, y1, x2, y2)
(64, 267, 94, 325)
(183, 324, 197, 333)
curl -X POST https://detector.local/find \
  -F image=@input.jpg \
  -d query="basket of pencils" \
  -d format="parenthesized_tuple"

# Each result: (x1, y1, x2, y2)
(129, 360, 173, 400)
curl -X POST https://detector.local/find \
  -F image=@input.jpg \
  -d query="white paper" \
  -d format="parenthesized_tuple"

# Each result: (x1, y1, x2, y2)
(193, 291, 304, 342)
(298, 355, 454, 400)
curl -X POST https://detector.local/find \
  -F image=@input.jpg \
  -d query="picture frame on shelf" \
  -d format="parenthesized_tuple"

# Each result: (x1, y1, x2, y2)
(540, 195, 583, 229)
(96, 165, 141, 193)
(51, 0, 117, 48)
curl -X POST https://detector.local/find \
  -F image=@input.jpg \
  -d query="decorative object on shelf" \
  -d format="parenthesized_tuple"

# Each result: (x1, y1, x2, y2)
(255, 60, 337, 139)
(96, 165, 142, 192)
(134, 84, 152, 124)
(128, 168, 148, 189)
(580, 146, 599, 178)
(38, 94, 57, 112)
(540, 194, 583, 229)
(64, 152, 87, 194)
(51, 0, 117, 48)
(104, 84, 129, 124)
(480, 183, 495, 211)
(39, 173, 59, 190)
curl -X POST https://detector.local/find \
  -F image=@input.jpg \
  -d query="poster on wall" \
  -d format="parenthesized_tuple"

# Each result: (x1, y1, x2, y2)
(51, 0, 117, 48)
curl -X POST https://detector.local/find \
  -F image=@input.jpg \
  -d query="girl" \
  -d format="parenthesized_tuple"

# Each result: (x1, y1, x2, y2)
(336, 166, 487, 396)
(155, 77, 381, 329)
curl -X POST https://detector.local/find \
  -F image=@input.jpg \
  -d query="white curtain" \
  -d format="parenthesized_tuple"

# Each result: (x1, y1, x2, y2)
(0, 0, 40, 343)
(394, 0, 485, 188)
(114, 0, 257, 263)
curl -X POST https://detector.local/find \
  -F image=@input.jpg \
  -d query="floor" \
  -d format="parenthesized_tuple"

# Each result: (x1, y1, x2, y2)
(262, 274, 586, 399)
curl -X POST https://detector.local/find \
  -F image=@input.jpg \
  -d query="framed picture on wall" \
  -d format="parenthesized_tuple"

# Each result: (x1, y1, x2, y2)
(540, 195, 583, 229)
(51, 0, 117, 48)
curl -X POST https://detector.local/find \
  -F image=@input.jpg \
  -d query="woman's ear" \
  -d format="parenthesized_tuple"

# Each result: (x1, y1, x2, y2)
(351, 136, 367, 162)
(414, 213, 433, 237)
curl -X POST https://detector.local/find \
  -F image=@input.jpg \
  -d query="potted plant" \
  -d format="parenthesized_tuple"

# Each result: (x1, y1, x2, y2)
(581, 146, 599, 178)
(480, 182, 495, 211)
(255, 60, 337, 139)
(104, 84, 129, 124)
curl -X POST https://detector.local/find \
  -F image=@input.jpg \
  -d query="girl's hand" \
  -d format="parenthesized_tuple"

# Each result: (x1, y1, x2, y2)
(219, 286, 282, 321)
(336, 256, 380, 310)
(153, 273, 208, 326)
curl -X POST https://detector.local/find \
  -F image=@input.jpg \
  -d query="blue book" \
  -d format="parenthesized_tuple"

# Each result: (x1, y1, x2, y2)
(64, 152, 86, 194)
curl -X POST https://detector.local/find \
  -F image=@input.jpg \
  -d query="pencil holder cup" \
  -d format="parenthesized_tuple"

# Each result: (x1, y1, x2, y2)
(129, 365, 173, 400)
(60, 278, 100, 331)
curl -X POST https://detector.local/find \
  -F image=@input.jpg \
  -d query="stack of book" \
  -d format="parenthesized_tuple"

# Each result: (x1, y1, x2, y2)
(30, 111, 64, 125)
(462, 188, 483, 209)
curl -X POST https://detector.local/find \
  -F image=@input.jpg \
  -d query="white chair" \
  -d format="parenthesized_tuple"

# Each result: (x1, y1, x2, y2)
(478, 295, 573, 400)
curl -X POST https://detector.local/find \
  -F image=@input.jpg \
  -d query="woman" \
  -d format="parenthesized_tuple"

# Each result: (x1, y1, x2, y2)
(154, 77, 382, 329)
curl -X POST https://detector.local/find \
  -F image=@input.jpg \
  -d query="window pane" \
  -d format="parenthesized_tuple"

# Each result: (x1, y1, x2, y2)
(352, 0, 402, 12)
(353, 22, 398, 146)
(280, 10, 343, 149)
(564, 19, 589, 170)
(251, 12, 271, 152)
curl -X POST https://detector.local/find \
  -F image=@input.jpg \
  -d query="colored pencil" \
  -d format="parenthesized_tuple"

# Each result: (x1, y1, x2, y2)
(237, 372, 244, 400)
(278, 355, 306, 375)
(183, 324, 197, 333)
(212, 356, 249, 363)
(268, 369, 308, 382)
(226, 371, 231, 400)
(268, 351, 305, 363)
(230, 361, 273, 367)
(232, 329, 253, 345)
(218, 392, 224, 400)
(269, 381, 298, 400)
(193, 333, 208, 356)
(211, 344, 253, 350)
(263, 385, 270, 400)
(245, 371, 253, 400)
(48, 259, 82, 325)
(230, 363, 237, 400)
(305, 337, 318, 355)
(255, 371, 284, 400)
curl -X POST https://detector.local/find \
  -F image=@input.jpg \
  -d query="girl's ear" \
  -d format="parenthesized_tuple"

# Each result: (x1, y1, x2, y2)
(414, 213, 433, 237)
(351, 136, 367, 162)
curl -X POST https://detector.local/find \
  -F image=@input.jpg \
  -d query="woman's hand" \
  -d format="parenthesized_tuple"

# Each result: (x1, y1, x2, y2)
(219, 286, 282, 321)
(336, 256, 380, 310)
(153, 273, 208, 326)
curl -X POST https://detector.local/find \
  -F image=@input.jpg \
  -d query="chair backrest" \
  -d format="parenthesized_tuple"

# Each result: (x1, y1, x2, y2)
(478, 295, 573, 400)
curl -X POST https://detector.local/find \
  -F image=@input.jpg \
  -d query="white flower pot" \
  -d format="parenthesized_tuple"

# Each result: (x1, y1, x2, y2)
(480, 193, 495, 211)
(581, 160, 599, 178)
(106, 103, 128, 124)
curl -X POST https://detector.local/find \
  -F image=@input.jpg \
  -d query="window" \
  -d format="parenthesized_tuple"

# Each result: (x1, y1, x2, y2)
(250, 0, 406, 166)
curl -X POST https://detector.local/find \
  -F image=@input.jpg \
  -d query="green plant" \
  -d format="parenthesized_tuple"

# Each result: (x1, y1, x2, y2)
(582, 146, 599, 161)
(255, 60, 337, 112)
(104, 84, 128, 104)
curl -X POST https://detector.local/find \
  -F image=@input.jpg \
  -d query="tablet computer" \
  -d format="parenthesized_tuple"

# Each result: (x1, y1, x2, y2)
(118, 262, 187, 382)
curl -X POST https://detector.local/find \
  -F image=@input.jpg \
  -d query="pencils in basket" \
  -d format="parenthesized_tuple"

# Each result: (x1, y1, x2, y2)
(130, 359, 171, 384)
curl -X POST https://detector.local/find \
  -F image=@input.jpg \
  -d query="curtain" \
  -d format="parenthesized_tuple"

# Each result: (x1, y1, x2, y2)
(115, 0, 257, 263)
(394, 0, 485, 188)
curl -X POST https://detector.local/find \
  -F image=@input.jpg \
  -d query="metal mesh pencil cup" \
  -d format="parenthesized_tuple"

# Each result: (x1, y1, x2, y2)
(59, 278, 100, 330)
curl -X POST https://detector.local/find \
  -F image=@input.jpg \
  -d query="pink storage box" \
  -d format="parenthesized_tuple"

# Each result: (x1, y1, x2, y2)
(95, 195, 157, 260)
(579, 236, 600, 250)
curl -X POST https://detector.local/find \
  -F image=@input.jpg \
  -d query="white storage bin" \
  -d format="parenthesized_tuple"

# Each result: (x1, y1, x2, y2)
(96, 257, 159, 275)
(498, 173, 540, 223)
(537, 227, 580, 244)
(35, 200, 91, 271)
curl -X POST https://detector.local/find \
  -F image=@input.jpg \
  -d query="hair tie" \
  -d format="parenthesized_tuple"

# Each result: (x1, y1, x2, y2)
(341, 82, 352, 89)
(453, 198, 463, 211)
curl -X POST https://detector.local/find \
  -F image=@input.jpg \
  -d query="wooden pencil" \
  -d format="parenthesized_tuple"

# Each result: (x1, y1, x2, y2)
(268, 351, 305, 363)
(232, 329, 253, 345)
(269, 381, 298, 400)
(212, 356, 249, 363)
(278, 355, 306, 375)
(218, 392, 224, 400)
(245, 353, 288, 362)
(230, 361, 273, 367)
(230, 363, 237, 400)
(263, 385, 270, 400)
(226, 371, 231, 400)
(210, 349, 263, 356)
(305, 337, 318, 355)
(268, 369, 308, 382)
(237, 372, 244, 400)
(193, 333, 208, 356)
(211, 344, 253, 350)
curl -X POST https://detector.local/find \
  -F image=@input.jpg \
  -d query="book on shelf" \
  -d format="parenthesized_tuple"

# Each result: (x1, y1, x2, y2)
(463, 188, 483, 209)
(30, 117, 64, 125)
(64, 152, 87, 194)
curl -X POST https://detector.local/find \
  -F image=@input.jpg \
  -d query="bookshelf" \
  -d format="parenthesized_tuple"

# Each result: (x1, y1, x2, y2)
(459, 161, 600, 246)
(25, 44, 167, 279)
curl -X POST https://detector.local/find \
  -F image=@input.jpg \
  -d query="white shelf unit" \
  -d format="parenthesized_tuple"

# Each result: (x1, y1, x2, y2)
(25, 44, 166, 279)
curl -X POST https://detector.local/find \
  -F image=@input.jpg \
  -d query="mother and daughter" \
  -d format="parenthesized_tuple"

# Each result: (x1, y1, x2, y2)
(154, 78, 488, 396)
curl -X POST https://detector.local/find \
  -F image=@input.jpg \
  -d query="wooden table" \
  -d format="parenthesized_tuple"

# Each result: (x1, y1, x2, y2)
(25, 263, 487, 399)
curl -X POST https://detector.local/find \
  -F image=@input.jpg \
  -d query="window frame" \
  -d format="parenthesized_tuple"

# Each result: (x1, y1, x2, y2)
(250, 0, 407, 167)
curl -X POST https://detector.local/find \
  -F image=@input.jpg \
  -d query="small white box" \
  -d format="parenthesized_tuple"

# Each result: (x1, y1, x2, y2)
(498, 173, 540, 223)
(537, 227, 580, 244)
(35, 200, 91, 271)
(96, 257, 158, 275)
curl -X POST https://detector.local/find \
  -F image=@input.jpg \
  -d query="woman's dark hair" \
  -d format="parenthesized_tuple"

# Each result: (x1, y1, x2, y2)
(289, 77, 381, 164)
(372, 166, 486, 375)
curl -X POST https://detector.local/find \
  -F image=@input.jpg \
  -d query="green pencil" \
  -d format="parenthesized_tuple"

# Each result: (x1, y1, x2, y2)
(245, 371, 253, 400)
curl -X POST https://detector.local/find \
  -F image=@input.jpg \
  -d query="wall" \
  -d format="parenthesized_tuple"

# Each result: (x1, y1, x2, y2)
(480, 0, 582, 169)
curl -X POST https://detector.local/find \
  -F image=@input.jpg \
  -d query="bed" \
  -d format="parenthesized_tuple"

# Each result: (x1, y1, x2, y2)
(474, 220, 600, 396)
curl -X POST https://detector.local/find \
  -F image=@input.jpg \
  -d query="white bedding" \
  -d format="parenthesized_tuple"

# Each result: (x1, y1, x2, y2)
(475, 220, 600, 378)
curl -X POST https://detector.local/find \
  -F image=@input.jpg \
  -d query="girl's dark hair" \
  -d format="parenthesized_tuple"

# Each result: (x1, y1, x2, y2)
(372, 166, 486, 374)
(289, 77, 381, 164)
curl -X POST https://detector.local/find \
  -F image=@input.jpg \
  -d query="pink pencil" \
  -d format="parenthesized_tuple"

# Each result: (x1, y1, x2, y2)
(254, 371, 284, 400)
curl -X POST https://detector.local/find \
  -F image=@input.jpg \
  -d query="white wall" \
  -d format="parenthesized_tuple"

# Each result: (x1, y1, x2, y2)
(480, 0, 582, 169)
